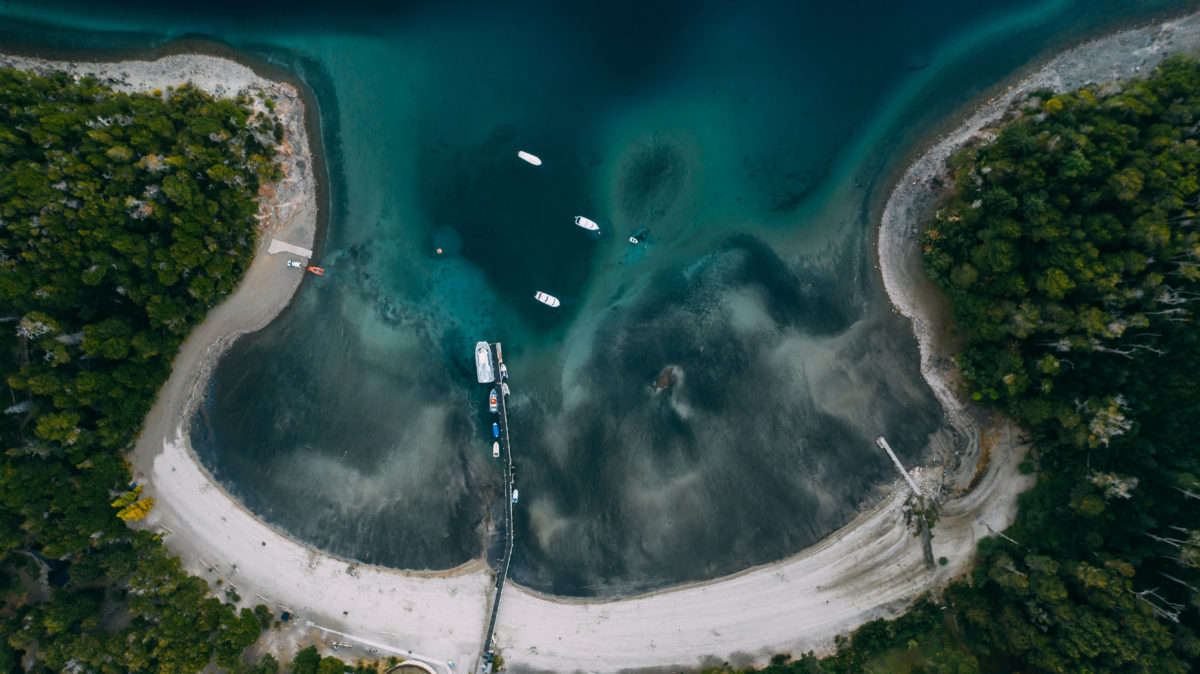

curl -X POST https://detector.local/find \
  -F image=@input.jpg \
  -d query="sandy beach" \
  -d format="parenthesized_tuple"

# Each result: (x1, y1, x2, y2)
(493, 10, 1200, 672)
(0, 51, 494, 670)
(8, 12, 1200, 671)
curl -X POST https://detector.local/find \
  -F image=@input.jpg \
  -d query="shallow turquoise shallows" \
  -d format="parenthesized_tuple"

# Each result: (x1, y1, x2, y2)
(0, 0, 1188, 596)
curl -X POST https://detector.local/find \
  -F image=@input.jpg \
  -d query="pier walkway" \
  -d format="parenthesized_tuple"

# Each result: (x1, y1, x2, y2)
(266, 238, 313, 258)
(480, 342, 514, 673)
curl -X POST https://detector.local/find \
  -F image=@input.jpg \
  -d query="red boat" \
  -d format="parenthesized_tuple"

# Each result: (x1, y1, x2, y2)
(307, 266, 324, 276)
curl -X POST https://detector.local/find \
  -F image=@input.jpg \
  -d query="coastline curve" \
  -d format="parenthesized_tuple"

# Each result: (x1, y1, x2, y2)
(491, 9, 1200, 672)
(8, 11, 1200, 669)
(0, 51, 492, 671)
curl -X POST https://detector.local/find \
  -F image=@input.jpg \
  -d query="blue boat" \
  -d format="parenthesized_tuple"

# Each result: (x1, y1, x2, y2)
(492, 422, 500, 438)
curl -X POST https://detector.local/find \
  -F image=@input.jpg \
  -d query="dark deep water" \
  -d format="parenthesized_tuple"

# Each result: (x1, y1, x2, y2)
(2, 0, 1193, 596)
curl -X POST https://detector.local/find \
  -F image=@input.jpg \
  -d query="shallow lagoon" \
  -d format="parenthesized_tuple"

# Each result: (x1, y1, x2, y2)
(0, 0, 1188, 596)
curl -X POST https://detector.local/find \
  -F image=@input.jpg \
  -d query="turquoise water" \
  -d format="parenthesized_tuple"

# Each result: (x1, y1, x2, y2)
(2, 0, 1192, 596)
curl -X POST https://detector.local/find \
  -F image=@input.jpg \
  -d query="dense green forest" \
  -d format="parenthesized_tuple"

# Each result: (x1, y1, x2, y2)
(0, 67, 288, 672)
(925, 53, 1200, 672)
(5, 48, 1200, 674)
(726, 53, 1200, 674)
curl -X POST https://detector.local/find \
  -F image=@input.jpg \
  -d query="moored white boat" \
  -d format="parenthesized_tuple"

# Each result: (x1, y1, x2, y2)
(517, 150, 542, 166)
(574, 215, 599, 231)
(475, 341, 495, 383)
(534, 291, 560, 307)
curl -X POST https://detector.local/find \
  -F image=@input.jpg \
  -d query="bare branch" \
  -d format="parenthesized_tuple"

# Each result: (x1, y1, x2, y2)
(1159, 572, 1199, 593)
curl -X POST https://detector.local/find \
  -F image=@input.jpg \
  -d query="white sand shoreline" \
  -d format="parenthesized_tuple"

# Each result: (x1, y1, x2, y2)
(496, 11, 1200, 672)
(0, 51, 493, 671)
(8, 14, 1200, 671)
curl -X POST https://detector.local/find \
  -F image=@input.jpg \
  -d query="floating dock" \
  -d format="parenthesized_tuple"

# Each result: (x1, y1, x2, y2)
(479, 342, 514, 673)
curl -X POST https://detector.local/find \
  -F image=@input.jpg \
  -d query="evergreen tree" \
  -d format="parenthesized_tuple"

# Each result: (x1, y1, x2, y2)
(0, 68, 284, 671)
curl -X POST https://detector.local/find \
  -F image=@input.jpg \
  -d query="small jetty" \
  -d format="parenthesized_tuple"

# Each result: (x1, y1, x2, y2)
(478, 342, 515, 673)
(875, 436, 936, 569)
(874, 436, 922, 497)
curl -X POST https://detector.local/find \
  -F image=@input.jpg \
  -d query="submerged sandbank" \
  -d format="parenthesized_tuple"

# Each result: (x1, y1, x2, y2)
(493, 10, 1200, 672)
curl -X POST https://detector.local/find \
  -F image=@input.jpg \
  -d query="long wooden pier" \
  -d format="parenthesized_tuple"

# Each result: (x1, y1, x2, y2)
(479, 343, 513, 673)
(875, 435, 936, 569)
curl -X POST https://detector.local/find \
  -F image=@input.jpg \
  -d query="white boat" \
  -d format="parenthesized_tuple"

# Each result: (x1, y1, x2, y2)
(499, 363, 508, 380)
(574, 215, 599, 231)
(517, 150, 542, 166)
(511, 489, 519, 504)
(475, 341, 495, 383)
(534, 291, 560, 307)
(492, 441, 500, 458)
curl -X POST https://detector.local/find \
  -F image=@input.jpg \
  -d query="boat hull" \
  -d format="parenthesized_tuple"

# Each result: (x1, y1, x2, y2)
(475, 341, 495, 383)
(534, 291, 560, 307)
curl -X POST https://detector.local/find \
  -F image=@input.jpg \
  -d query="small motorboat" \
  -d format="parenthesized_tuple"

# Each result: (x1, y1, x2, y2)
(501, 383, 510, 396)
(574, 215, 599, 231)
(499, 363, 508, 380)
(307, 266, 325, 276)
(534, 291, 560, 307)
(492, 422, 500, 438)
(511, 489, 519, 504)
(489, 388, 499, 413)
(492, 441, 500, 458)
(628, 227, 649, 245)
(517, 150, 542, 166)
